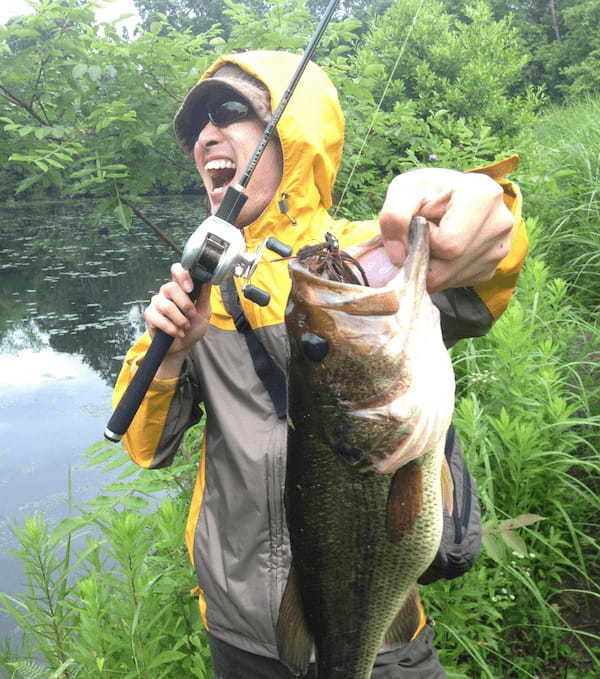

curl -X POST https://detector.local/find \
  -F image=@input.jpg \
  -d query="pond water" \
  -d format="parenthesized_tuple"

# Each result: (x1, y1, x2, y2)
(0, 195, 206, 642)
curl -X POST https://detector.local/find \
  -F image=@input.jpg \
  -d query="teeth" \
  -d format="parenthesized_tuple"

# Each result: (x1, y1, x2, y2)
(205, 159, 236, 171)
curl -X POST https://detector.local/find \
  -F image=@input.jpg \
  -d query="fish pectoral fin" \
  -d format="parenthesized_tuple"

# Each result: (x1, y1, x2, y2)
(441, 455, 454, 516)
(385, 460, 423, 542)
(383, 586, 425, 646)
(276, 564, 313, 677)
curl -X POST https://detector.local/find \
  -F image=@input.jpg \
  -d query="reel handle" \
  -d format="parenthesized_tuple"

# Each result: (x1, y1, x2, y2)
(104, 276, 206, 442)
(266, 237, 292, 257)
(243, 285, 270, 307)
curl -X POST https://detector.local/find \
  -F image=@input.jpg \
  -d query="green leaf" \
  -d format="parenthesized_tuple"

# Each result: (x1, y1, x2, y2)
(15, 173, 44, 193)
(499, 530, 528, 558)
(46, 157, 65, 169)
(86, 495, 119, 508)
(114, 201, 133, 230)
(9, 153, 36, 162)
(49, 658, 76, 678)
(88, 65, 102, 81)
(72, 63, 88, 79)
(119, 495, 151, 510)
(51, 515, 91, 541)
(96, 117, 112, 132)
(70, 167, 96, 179)
(482, 533, 506, 564)
(34, 127, 51, 140)
(8, 660, 46, 679)
(118, 464, 140, 480)
(147, 649, 187, 669)
(103, 164, 129, 171)
(34, 160, 48, 172)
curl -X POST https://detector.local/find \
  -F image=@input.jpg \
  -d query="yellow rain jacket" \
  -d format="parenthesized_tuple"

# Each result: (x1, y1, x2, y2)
(113, 51, 528, 659)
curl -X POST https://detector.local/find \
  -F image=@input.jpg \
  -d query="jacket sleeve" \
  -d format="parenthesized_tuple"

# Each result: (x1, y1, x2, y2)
(433, 154, 528, 346)
(112, 332, 203, 469)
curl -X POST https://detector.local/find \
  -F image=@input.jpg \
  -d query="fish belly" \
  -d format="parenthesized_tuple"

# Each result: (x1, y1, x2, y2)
(286, 412, 444, 679)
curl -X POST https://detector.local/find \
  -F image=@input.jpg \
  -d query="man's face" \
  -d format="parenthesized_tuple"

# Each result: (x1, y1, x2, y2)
(193, 97, 283, 228)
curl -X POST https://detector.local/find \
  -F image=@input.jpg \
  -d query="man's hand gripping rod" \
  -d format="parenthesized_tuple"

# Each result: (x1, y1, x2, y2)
(104, 0, 338, 442)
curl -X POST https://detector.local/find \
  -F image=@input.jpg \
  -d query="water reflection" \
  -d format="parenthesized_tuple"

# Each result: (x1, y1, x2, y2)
(1, 196, 204, 383)
(0, 195, 205, 641)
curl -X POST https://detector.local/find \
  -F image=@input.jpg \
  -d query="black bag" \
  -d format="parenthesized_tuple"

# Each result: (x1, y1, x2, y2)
(418, 425, 482, 585)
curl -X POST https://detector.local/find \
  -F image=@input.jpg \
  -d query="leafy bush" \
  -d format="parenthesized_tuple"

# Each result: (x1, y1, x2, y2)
(330, 0, 542, 219)
(0, 424, 213, 679)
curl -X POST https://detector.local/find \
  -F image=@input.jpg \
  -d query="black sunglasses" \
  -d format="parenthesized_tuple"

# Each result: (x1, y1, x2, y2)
(207, 98, 254, 128)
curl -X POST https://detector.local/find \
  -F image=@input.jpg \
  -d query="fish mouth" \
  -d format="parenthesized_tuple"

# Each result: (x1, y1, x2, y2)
(288, 218, 430, 316)
(205, 159, 237, 195)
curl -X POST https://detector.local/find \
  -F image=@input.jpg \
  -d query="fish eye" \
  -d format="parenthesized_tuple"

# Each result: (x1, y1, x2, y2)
(301, 332, 329, 362)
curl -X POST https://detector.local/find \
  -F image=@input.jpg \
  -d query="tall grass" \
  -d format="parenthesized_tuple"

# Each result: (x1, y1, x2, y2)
(423, 236, 600, 677)
(517, 95, 600, 311)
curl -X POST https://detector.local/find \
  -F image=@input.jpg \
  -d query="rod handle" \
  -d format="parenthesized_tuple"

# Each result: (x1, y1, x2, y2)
(105, 277, 206, 442)
(104, 329, 176, 442)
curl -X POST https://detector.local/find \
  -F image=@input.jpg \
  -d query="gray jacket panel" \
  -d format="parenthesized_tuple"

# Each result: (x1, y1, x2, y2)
(191, 323, 291, 657)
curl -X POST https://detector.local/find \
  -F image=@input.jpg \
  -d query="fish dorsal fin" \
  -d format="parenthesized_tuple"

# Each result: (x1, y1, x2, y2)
(276, 564, 313, 676)
(386, 461, 423, 543)
(383, 586, 424, 646)
(441, 455, 454, 516)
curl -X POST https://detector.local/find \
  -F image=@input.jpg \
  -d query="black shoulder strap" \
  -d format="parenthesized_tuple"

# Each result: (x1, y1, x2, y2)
(220, 279, 287, 419)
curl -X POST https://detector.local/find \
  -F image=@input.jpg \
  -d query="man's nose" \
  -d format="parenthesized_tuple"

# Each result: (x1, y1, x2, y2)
(196, 121, 223, 148)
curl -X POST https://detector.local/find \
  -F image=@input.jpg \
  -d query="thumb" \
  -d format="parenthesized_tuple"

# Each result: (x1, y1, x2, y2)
(379, 181, 424, 265)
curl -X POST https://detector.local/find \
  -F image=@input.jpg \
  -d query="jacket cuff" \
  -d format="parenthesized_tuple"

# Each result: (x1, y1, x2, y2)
(468, 154, 529, 320)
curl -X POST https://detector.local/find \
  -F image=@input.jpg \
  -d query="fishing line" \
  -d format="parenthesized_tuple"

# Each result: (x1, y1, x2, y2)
(333, 0, 427, 217)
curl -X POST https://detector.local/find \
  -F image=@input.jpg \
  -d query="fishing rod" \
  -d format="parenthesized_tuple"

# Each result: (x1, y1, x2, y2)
(105, 0, 340, 443)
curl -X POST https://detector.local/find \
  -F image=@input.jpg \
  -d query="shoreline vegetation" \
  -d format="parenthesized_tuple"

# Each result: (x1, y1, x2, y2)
(1, 1, 599, 677)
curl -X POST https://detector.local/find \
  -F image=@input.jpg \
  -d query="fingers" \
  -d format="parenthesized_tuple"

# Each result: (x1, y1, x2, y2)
(171, 262, 194, 294)
(380, 168, 515, 292)
(143, 263, 211, 352)
(427, 201, 514, 291)
(427, 176, 504, 262)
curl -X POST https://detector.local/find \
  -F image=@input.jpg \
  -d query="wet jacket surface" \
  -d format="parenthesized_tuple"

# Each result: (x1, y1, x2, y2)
(113, 51, 528, 659)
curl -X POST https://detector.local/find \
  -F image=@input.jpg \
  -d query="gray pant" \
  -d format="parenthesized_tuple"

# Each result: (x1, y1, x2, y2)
(207, 623, 447, 678)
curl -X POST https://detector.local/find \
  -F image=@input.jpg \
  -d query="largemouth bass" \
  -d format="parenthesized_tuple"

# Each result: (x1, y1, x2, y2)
(277, 218, 455, 678)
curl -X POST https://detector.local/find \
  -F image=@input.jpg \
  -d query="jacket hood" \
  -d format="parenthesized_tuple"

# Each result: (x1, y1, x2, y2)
(188, 51, 345, 248)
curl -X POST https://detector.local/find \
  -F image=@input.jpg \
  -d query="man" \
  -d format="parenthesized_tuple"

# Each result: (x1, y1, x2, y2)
(114, 51, 527, 677)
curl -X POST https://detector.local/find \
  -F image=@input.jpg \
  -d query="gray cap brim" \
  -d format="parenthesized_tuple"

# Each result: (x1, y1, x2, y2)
(174, 65, 272, 155)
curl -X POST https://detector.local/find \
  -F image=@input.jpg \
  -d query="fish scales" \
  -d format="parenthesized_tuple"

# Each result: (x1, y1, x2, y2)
(277, 219, 455, 678)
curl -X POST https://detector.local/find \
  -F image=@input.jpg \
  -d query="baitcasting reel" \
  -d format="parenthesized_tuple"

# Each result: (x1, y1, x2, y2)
(181, 215, 291, 307)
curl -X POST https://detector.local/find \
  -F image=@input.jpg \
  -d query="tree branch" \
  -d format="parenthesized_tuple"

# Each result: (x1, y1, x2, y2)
(549, 0, 561, 41)
(0, 84, 48, 125)
(120, 198, 182, 254)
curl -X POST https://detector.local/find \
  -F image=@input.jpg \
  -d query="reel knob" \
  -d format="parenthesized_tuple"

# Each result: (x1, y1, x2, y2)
(243, 285, 270, 307)
(266, 237, 292, 258)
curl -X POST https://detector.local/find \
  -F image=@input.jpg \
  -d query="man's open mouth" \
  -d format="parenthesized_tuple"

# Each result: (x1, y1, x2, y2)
(205, 159, 237, 194)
